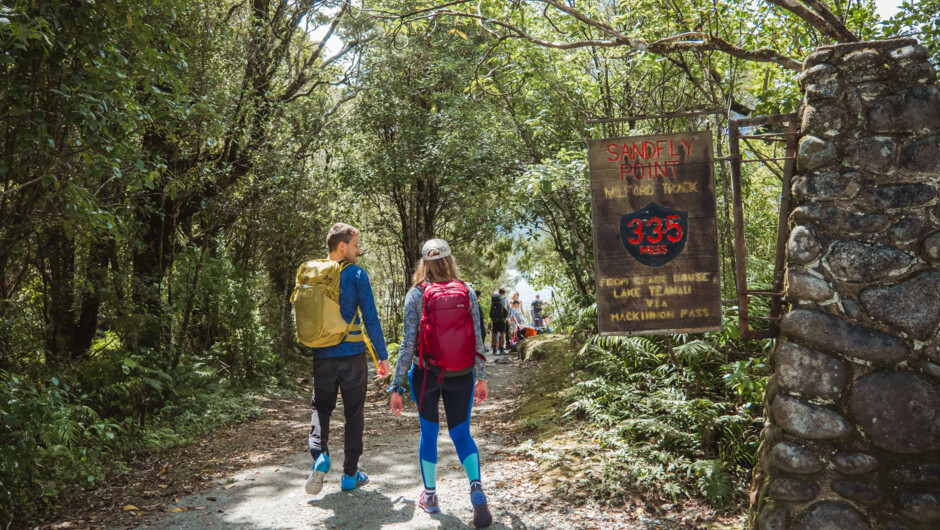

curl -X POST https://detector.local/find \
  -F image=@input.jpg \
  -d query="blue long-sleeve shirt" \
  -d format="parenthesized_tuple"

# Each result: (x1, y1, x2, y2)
(310, 263, 388, 361)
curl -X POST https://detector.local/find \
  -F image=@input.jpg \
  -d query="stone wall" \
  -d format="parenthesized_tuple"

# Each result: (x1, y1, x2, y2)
(749, 38, 940, 530)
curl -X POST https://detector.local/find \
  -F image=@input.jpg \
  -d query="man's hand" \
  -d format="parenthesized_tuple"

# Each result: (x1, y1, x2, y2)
(377, 360, 391, 378)
(389, 392, 403, 417)
(474, 380, 488, 405)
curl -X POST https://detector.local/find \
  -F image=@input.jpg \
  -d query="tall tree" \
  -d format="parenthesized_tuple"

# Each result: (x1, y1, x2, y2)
(341, 27, 518, 283)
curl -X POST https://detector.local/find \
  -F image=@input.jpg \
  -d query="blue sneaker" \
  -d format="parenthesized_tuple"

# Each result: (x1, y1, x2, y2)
(470, 482, 492, 528)
(341, 469, 369, 491)
(304, 453, 330, 495)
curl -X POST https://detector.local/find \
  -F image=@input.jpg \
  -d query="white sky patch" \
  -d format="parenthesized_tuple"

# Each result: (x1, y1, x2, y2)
(874, 0, 905, 19)
(506, 269, 556, 308)
(308, 22, 344, 58)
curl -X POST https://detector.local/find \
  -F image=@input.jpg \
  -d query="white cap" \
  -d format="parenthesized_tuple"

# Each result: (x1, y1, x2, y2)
(421, 239, 452, 260)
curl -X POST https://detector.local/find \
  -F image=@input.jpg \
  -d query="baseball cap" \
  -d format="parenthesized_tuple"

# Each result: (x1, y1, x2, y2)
(422, 239, 452, 260)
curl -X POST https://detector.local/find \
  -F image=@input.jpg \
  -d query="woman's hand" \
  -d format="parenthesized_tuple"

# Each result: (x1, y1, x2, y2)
(389, 392, 404, 417)
(474, 380, 488, 405)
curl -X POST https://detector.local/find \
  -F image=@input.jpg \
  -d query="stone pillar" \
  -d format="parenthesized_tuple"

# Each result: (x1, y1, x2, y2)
(749, 38, 940, 530)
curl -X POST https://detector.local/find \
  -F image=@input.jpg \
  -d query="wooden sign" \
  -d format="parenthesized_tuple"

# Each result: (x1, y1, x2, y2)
(588, 131, 722, 335)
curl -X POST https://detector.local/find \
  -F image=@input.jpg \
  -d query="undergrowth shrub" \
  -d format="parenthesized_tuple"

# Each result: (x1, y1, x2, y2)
(0, 368, 262, 526)
(556, 305, 771, 509)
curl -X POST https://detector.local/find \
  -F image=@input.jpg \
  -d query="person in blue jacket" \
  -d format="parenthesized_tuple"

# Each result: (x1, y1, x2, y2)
(303, 223, 390, 495)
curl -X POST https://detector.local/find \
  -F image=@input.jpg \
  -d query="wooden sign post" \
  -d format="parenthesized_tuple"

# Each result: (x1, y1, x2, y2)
(588, 131, 722, 335)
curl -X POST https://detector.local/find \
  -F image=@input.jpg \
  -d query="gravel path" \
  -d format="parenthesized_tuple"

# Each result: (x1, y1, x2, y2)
(126, 358, 535, 529)
(102, 354, 740, 530)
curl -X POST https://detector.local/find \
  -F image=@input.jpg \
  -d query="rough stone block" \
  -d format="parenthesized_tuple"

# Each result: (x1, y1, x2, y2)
(897, 61, 937, 85)
(794, 503, 870, 530)
(780, 309, 908, 364)
(841, 299, 862, 319)
(844, 136, 898, 174)
(804, 50, 834, 68)
(860, 272, 940, 340)
(787, 226, 821, 264)
(846, 65, 891, 84)
(920, 359, 940, 380)
(926, 232, 940, 262)
(798, 135, 837, 171)
(806, 81, 844, 102)
(786, 268, 835, 302)
(824, 241, 911, 284)
(802, 104, 847, 138)
(832, 480, 884, 503)
(859, 183, 936, 210)
(889, 463, 940, 485)
(791, 205, 889, 234)
(771, 441, 823, 473)
(776, 342, 846, 398)
(843, 48, 882, 64)
(833, 452, 879, 475)
(800, 63, 838, 87)
(889, 44, 930, 64)
(843, 85, 867, 114)
(848, 372, 940, 454)
(867, 85, 940, 133)
(773, 395, 852, 440)
(896, 492, 940, 523)
(926, 336, 940, 365)
(770, 477, 818, 501)
(888, 215, 929, 243)
(759, 505, 787, 530)
(900, 135, 940, 176)
(792, 170, 861, 201)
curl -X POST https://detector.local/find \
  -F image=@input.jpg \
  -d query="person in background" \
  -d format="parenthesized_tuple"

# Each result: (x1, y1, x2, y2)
(474, 290, 487, 352)
(489, 288, 508, 355)
(508, 299, 527, 336)
(530, 294, 544, 328)
(388, 239, 492, 528)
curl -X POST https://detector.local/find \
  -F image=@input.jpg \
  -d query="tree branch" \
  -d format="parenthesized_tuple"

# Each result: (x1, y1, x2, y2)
(764, 0, 856, 42)
(419, 9, 802, 70)
(800, 0, 858, 42)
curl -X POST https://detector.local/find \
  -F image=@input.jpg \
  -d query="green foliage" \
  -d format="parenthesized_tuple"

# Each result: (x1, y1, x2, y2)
(883, 0, 940, 63)
(0, 369, 261, 524)
(1, 0, 902, 524)
(552, 304, 769, 508)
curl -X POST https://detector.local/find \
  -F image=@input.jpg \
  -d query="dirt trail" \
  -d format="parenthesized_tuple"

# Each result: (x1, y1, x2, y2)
(45, 350, 738, 530)
(117, 358, 550, 529)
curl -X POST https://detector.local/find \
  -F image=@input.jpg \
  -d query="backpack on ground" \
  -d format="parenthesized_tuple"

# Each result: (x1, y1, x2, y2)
(489, 293, 507, 321)
(290, 259, 362, 348)
(418, 281, 479, 373)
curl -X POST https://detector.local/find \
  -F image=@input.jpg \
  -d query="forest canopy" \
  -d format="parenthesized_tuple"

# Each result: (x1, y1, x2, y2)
(1, 0, 932, 525)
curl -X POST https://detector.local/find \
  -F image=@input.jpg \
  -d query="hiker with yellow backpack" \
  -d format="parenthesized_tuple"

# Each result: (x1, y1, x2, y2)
(292, 223, 390, 495)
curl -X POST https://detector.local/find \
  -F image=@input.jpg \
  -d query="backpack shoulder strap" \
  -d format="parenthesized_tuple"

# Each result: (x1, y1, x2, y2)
(335, 261, 364, 342)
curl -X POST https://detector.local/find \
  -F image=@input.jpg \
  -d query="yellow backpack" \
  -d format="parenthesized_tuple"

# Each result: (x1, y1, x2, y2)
(290, 260, 363, 348)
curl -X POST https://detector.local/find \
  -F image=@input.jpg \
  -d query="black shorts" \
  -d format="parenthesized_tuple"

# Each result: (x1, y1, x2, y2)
(491, 319, 507, 333)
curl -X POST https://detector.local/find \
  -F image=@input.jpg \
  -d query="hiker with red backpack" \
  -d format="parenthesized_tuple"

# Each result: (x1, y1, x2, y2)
(387, 239, 492, 529)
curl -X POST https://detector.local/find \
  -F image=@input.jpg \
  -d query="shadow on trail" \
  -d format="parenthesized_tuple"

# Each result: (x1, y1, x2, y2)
(307, 490, 415, 528)
(308, 489, 518, 529)
(430, 511, 517, 530)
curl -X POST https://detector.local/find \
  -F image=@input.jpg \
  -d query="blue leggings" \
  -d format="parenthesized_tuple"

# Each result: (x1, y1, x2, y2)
(408, 366, 481, 491)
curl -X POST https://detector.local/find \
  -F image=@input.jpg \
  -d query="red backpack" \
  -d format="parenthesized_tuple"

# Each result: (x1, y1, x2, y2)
(418, 281, 480, 373)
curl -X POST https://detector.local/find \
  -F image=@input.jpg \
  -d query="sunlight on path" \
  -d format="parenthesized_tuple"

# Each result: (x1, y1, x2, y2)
(128, 363, 519, 529)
